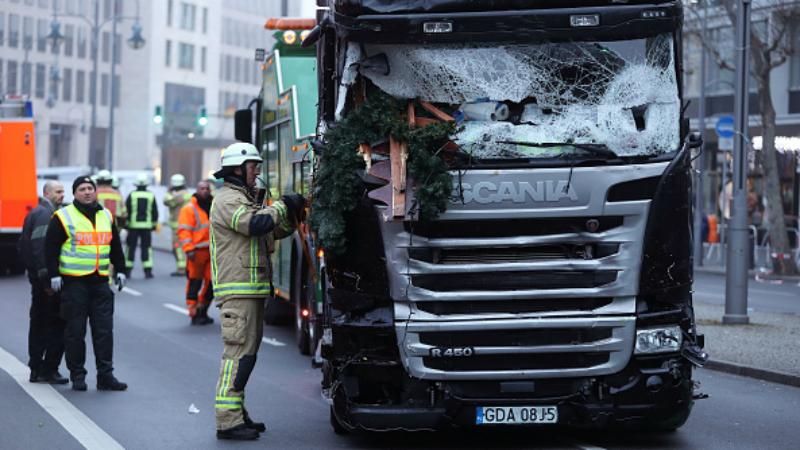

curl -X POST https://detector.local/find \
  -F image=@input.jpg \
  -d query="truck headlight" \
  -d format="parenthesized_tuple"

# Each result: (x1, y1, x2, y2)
(635, 326, 682, 355)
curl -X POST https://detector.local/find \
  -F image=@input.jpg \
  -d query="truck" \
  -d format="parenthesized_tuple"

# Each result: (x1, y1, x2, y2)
(0, 97, 39, 275)
(235, 17, 322, 355)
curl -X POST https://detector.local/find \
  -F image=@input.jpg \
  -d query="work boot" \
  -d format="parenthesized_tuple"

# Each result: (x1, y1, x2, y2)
(97, 375, 128, 391)
(170, 270, 185, 277)
(29, 370, 39, 383)
(37, 371, 69, 385)
(244, 417, 266, 433)
(216, 424, 259, 440)
(144, 269, 154, 279)
(72, 379, 88, 391)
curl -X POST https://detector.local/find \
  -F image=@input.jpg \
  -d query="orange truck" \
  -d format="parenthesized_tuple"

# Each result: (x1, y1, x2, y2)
(0, 97, 38, 275)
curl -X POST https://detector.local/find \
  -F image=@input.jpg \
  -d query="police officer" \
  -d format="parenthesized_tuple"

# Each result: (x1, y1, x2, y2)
(45, 175, 128, 391)
(210, 143, 304, 440)
(125, 174, 158, 278)
(164, 174, 192, 276)
(19, 180, 68, 384)
(95, 170, 127, 228)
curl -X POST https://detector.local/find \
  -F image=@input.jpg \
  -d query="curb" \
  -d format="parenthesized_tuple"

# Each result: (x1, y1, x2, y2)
(703, 359, 800, 388)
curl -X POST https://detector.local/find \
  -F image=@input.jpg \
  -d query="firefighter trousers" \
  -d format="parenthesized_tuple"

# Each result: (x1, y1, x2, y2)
(60, 280, 115, 381)
(170, 226, 186, 273)
(125, 229, 153, 272)
(215, 298, 265, 430)
(186, 249, 213, 317)
(28, 281, 65, 376)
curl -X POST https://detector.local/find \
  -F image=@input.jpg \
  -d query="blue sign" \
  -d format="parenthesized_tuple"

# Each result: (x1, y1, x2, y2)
(715, 115, 735, 139)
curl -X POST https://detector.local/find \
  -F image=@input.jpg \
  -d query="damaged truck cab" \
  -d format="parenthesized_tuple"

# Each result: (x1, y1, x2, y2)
(312, 0, 707, 432)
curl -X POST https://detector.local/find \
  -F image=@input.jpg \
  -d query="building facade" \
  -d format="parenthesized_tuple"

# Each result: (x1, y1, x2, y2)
(1, 0, 314, 185)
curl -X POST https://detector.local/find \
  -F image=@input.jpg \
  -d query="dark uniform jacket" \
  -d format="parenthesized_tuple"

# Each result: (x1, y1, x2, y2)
(18, 198, 57, 284)
(125, 187, 159, 230)
(45, 201, 127, 283)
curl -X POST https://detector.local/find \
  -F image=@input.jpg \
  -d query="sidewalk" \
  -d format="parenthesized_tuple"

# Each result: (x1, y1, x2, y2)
(696, 263, 800, 283)
(694, 301, 800, 386)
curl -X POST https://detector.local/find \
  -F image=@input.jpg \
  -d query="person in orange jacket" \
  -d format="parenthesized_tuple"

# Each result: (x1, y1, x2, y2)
(178, 180, 214, 325)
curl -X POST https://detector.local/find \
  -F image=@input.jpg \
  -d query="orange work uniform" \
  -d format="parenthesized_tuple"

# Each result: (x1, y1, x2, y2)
(177, 195, 213, 322)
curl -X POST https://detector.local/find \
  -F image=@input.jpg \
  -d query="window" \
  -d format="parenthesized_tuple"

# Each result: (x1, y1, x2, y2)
(8, 14, 19, 48)
(202, 7, 207, 34)
(113, 74, 120, 107)
(102, 31, 110, 62)
(706, 26, 735, 94)
(0, 13, 5, 46)
(39, 0, 50, 8)
(7, 60, 18, 93)
(76, 69, 85, 102)
(180, 2, 196, 31)
(178, 42, 194, 69)
(104, 0, 112, 20)
(23, 16, 33, 50)
(224, 54, 232, 81)
(200, 46, 206, 73)
(65, 0, 75, 13)
(101, 73, 109, 106)
(89, 71, 96, 103)
(0, 60, 3, 94)
(33, 63, 43, 98)
(37, 18, 48, 52)
(49, 66, 59, 100)
(63, 68, 72, 101)
(78, 0, 87, 16)
(233, 56, 240, 83)
(791, 23, 800, 88)
(165, 40, 172, 66)
(64, 24, 74, 57)
(77, 27, 87, 58)
(167, 0, 173, 26)
(113, 33, 121, 64)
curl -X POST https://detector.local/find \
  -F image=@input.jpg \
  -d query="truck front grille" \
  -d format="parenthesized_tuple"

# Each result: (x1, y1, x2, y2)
(415, 297, 613, 315)
(423, 354, 610, 372)
(411, 270, 618, 292)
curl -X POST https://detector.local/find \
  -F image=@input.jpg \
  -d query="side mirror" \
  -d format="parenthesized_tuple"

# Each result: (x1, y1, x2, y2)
(234, 109, 253, 143)
(688, 132, 703, 149)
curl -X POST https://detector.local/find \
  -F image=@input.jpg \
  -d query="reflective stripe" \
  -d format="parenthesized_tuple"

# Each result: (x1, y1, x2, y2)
(56, 205, 112, 277)
(194, 242, 209, 248)
(272, 201, 288, 223)
(218, 360, 233, 397)
(61, 250, 110, 260)
(230, 206, 246, 231)
(214, 283, 271, 295)
(215, 396, 243, 404)
(177, 224, 193, 230)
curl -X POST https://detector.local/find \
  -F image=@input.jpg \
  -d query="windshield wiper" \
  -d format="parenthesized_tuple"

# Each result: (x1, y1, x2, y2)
(496, 141, 619, 159)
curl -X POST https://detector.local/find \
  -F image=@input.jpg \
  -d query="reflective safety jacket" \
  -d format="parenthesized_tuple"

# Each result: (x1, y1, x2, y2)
(164, 189, 192, 229)
(209, 182, 295, 302)
(54, 204, 113, 277)
(178, 196, 210, 253)
(126, 189, 158, 230)
(96, 185, 127, 224)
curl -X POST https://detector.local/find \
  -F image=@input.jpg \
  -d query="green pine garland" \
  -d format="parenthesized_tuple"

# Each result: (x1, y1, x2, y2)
(311, 91, 456, 255)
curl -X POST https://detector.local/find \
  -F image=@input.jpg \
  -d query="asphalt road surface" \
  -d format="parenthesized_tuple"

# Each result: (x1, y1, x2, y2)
(1, 252, 798, 449)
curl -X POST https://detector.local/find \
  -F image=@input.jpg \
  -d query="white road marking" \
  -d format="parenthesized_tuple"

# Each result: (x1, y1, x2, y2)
(163, 303, 189, 315)
(0, 346, 124, 450)
(566, 439, 607, 450)
(121, 287, 142, 296)
(262, 337, 286, 347)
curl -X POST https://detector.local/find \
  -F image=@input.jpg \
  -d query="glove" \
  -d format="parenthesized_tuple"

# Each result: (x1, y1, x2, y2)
(115, 273, 127, 292)
(280, 193, 307, 223)
(50, 276, 63, 292)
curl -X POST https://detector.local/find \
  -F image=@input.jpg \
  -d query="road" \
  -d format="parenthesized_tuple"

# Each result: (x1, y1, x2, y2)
(0, 252, 798, 449)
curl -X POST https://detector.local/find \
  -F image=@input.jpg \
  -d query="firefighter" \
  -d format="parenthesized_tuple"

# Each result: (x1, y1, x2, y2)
(95, 170, 127, 228)
(18, 180, 68, 384)
(164, 174, 192, 276)
(178, 180, 214, 325)
(125, 174, 158, 278)
(210, 142, 304, 440)
(45, 175, 128, 391)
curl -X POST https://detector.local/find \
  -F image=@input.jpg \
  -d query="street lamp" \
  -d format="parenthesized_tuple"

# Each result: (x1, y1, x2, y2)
(48, 0, 145, 171)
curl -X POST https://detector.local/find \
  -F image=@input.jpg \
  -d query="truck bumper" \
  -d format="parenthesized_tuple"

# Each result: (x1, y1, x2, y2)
(333, 355, 694, 431)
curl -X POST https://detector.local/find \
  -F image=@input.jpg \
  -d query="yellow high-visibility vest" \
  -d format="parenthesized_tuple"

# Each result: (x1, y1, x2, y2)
(55, 204, 113, 277)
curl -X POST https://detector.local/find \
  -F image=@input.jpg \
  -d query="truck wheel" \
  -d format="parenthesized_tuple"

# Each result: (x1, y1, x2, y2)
(263, 297, 292, 325)
(293, 250, 311, 355)
(295, 294, 311, 355)
(329, 406, 350, 435)
(645, 403, 692, 432)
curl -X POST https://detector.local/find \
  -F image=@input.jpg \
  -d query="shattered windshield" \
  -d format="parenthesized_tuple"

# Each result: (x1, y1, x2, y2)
(357, 34, 679, 160)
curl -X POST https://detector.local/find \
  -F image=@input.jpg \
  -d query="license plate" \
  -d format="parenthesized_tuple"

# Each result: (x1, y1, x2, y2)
(476, 406, 558, 425)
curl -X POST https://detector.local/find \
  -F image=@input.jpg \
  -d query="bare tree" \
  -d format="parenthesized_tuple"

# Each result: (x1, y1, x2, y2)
(686, 0, 800, 275)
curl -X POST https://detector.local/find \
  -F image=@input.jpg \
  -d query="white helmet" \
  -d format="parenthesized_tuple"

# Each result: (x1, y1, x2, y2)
(111, 176, 120, 189)
(170, 173, 186, 188)
(96, 169, 113, 182)
(134, 173, 149, 187)
(220, 142, 262, 168)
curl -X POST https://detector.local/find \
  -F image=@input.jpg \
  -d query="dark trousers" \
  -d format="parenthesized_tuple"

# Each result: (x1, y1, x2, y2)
(28, 282, 65, 376)
(125, 229, 153, 271)
(60, 280, 115, 381)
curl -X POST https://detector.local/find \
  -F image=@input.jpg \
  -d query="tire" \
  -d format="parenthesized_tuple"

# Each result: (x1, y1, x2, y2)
(292, 246, 311, 355)
(263, 296, 292, 325)
(644, 403, 692, 432)
(330, 406, 350, 435)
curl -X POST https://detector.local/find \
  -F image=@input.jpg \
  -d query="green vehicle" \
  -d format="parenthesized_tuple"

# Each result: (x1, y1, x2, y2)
(235, 18, 321, 356)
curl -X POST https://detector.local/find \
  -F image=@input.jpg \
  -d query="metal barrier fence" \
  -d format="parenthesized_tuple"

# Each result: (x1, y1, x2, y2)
(703, 223, 800, 271)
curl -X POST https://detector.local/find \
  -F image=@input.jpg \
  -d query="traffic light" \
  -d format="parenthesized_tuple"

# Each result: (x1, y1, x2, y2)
(153, 105, 163, 124)
(197, 107, 208, 127)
